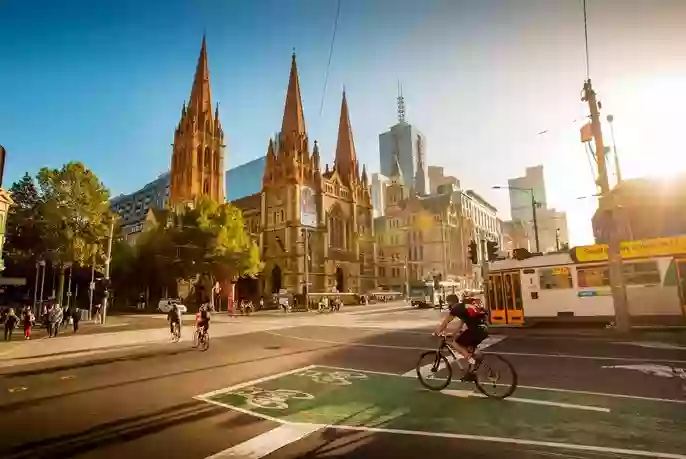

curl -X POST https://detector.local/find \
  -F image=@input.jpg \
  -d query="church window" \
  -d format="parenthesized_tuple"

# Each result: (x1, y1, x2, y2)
(203, 179, 210, 194)
(204, 147, 211, 168)
(197, 147, 203, 169)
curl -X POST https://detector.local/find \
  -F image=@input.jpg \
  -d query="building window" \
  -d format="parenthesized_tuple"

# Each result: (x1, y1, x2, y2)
(379, 267, 386, 277)
(623, 261, 661, 285)
(538, 267, 572, 290)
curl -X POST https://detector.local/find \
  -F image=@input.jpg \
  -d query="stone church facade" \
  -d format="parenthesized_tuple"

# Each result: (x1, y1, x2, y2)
(233, 53, 376, 296)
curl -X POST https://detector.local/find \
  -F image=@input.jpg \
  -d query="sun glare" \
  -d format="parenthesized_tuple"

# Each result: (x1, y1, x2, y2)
(609, 75, 686, 180)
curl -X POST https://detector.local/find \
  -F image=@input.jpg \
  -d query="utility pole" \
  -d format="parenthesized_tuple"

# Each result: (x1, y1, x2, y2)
(38, 260, 46, 313)
(404, 256, 409, 299)
(89, 245, 96, 319)
(530, 193, 540, 253)
(582, 79, 630, 333)
(32, 261, 40, 312)
(101, 218, 115, 324)
(555, 228, 561, 252)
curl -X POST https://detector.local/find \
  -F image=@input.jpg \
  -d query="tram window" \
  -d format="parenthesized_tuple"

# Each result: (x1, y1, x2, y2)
(623, 261, 661, 285)
(487, 281, 496, 310)
(512, 275, 523, 310)
(504, 276, 514, 308)
(577, 265, 610, 288)
(538, 268, 572, 290)
(494, 276, 505, 309)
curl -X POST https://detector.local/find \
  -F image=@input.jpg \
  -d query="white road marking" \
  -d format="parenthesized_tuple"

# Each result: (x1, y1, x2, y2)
(327, 424, 686, 459)
(405, 336, 506, 377)
(265, 330, 686, 364)
(602, 364, 686, 379)
(614, 341, 686, 350)
(59, 375, 76, 380)
(7, 386, 27, 393)
(204, 422, 323, 459)
(196, 365, 316, 399)
(443, 389, 610, 412)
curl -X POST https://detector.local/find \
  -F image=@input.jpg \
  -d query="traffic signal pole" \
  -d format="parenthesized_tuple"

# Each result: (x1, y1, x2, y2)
(530, 193, 540, 253)
(582, 79, 630, 333)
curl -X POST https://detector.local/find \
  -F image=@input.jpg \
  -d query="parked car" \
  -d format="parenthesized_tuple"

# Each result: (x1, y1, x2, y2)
(157, 299, 187, 314)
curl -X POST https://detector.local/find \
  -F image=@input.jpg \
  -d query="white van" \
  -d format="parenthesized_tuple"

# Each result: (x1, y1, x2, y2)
(157, 299, 187, 314)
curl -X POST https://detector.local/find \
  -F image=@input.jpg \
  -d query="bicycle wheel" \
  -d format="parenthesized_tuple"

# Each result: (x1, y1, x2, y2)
(473, 354, 518, 399)
(416, 351, 452, 391)
(172, 324, 180, 343)
(192, 329, 200, 348)
(198, 332, 210, 351)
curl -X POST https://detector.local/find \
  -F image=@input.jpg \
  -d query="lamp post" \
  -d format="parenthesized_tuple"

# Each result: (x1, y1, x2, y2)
(492, 186, 540, 253)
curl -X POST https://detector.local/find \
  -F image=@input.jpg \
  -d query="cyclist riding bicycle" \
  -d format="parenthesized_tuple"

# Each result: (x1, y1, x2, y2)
(433, 293, 489, 381)
(167, 302, 182, 337)
(196, 303, 211, 336)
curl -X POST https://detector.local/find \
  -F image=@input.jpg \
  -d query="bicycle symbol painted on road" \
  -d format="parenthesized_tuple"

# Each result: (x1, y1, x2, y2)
(229, 386, 315, 410)
(296, 369, 368, 385)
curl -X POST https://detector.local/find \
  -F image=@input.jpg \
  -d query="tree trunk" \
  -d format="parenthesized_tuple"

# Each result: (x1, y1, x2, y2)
(57, 264, 66, 307)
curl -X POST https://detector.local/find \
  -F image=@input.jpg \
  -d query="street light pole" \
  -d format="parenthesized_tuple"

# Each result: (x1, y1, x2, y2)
(492, 186, 540, 253)
(529, 190, 540, 253)
(101, 218, 115, 324)
(582, 79, 630, 333)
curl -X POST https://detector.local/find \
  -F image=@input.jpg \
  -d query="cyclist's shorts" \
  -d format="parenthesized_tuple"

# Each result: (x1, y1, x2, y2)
(198, 320, 209, 331)
(455, 327, 488, 348)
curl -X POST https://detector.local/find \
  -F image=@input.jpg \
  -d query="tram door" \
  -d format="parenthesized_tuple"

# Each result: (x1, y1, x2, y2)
(676, 260, 686, 318)
(487, 272, 524, 326)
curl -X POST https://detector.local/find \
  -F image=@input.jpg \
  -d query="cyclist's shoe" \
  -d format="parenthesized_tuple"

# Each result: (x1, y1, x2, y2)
(460, 372, 477, 382)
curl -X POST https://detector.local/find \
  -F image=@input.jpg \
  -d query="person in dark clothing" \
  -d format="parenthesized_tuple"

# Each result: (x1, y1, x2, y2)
(433, 293, 489, 381)
(71, 308, 81, 332)
(4, 308, 18, 341)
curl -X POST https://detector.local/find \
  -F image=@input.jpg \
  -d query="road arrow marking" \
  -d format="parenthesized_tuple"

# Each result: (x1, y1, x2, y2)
(7, 386, 27, 393)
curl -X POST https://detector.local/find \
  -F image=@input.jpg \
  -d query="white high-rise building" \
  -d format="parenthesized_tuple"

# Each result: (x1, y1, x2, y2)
(371, 173, 390, 218)
(506, 165, 568, 253)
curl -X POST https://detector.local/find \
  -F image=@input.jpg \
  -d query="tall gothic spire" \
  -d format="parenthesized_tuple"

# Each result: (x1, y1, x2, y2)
(334, 90, 358, 184)
(188, 34, 213, 120)
(281, 52, 306, 136)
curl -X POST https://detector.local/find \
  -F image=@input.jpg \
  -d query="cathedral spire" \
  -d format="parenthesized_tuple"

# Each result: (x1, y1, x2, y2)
(281, 52, 306, 137)
(334, 89, 358, 184)
(188, 34, 213, 120)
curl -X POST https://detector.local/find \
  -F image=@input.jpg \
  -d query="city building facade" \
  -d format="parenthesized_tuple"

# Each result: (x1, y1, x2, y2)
(375, 163, 501, 291)
(505, 165, 569, 253)
(226, 155, 266, 202)
(379, 122, 429, 195)
(169, 35, 225, 209)
(110, 172, 170, 244)
(592, 175, 686, 243)
(232, 53, 375, 297)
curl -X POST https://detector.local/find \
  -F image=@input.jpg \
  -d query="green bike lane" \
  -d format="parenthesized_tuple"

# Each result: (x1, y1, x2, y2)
(196, 365, 686, 458)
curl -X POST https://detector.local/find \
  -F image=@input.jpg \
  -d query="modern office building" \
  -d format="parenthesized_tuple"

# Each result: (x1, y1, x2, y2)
(226, 155, 266, 202)
(110, 172, 170, 242)
(378, 103, 429, 196)
(505, 165, 568, 253)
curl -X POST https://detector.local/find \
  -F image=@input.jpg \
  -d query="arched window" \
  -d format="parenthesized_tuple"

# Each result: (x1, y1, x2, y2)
(203, 179, 210, 194)
(197, 147, 202, 169)
(204, 147, 211, 168)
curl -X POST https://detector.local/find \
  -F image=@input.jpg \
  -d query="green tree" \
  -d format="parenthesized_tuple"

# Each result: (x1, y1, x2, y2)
(5, 173, 46, 267)
(37, 162, 113, 305)
(169, 198, 262, 303)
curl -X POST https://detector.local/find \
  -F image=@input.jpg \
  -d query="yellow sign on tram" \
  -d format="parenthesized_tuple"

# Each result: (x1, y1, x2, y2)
(570, 235, 686, 263)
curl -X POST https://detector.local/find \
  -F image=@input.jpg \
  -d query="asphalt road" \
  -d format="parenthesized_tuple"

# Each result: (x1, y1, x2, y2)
(0, 308, 685, 459)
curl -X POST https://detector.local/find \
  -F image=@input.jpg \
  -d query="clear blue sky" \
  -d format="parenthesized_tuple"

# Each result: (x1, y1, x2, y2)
(2, 0, 686, 245)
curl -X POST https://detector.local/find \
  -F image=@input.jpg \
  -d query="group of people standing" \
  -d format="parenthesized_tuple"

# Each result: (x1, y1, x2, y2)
(0, 301, 87, 341)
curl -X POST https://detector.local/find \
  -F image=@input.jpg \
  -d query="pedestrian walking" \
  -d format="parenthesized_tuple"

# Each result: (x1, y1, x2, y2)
(48, 304, 63, 337)
(71, 307, 81, 332)
(22, 306, 34, 340)
(93, 303, 101, 324)
(4, 308, 18, 341)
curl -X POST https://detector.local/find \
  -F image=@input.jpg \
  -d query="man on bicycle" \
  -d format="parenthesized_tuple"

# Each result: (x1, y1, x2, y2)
(433, 293, 489, 381)
(196, 303, 211, 336)
(167, 302, 182, 337)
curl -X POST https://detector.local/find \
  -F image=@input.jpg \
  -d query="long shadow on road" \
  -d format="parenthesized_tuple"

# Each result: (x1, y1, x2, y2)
(0, 400, 224, 459)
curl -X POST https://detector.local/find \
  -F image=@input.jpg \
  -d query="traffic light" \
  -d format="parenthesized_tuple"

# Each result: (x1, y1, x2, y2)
(468, 240, 478, 265)
(487, 240, 499, 262)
